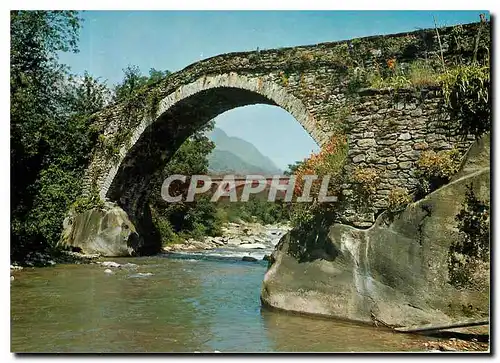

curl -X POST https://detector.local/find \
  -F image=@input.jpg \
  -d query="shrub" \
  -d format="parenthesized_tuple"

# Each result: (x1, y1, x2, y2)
(416, 148, 461, 195)
(279, 71, 289, 87)
(291, 134, 348, 226)
(351, 167, 380, 195)
(387, 187, 412, 212)
(439, 63, 490, 139)
(152, 212, 183, 246)
(366, 59, 440, 90)
(293, 134, 348, 199)
(407, 60, 440, 87)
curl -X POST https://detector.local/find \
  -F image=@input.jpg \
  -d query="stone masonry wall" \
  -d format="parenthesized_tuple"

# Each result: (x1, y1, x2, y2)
(341, 88, 474, 226)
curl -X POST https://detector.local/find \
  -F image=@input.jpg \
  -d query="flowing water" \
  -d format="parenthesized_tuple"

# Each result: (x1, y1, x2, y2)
(11, 252, 433, 353)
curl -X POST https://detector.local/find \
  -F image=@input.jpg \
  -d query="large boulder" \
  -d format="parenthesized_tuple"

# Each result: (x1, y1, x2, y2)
(261, 136, 490, 328)
(60, 202, 141, 257)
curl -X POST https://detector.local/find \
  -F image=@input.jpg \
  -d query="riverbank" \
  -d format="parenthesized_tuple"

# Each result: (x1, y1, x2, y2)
(162, 221, 291, 261)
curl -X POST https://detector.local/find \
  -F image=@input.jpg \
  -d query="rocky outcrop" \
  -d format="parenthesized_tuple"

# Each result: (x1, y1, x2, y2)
(261, 136, 490, 328)
(60, 202, 145, 257)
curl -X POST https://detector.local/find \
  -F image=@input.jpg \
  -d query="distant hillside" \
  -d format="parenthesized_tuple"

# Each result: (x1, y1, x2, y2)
(208, 128, 282, 175)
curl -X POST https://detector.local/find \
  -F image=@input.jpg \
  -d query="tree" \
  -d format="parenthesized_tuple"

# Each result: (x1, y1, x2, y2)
(149, 121, 222, 243)
(69, 72, 111, 116)
(10, 11, 113, 263)
(113, 65, 171, 102)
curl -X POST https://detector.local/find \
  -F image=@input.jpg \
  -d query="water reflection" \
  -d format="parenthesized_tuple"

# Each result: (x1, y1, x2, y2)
(260, 308, 429, 352)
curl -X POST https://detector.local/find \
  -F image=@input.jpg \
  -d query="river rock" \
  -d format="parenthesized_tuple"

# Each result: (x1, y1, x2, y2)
(101, 261, 121, 268)
(237, 243, 267, 250)
(261, 135, 490, 327)
(10, 265, 23, 271)
(104, 269, 113, 274)
(227, 238, 243, 246)
(187, 239, 213, 250)
(207, 237, 225, 246)
(60, 202, 144, 257)
(242, 256, 258, 262)
(10, 276, 14, 281)
(129, 272, 153, 278)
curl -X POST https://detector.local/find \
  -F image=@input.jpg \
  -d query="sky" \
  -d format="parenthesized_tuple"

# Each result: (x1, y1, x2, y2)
(59, 10, 488, 170)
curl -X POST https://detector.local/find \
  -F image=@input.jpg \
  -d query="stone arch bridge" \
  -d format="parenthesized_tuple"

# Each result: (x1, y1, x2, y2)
(66, 22, 485, 255)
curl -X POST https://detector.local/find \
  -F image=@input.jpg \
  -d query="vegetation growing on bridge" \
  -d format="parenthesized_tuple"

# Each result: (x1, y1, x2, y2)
(288, 134, 348, 227)
(387, 187, 412, 213)
(415, 148, 462, 197)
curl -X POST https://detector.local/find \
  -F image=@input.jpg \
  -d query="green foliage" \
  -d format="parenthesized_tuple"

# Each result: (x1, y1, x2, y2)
(351, 167, 380, 196)
(10, 11, 112, 262)
(289, 202, 315, 227)
(439, 63, 490, 138)
(72, 192, 105, 214)
(416, 148, 462, 196)
(149, 125, 222, 244)
(279, 71, 289, 87)
(448, 184, 490, 288)
(364, 58, 441, 90)
(289, 135, 348, 228)
(69, 72, 111, 115)
(407, 60, 441, 87)
(284, 161, 304, 176)
(218, 198, 290, 225)
(113, 65, 171, 103)
(387, 187, 412, 212)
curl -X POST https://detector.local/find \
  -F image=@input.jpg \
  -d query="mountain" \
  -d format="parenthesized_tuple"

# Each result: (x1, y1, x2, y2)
(207, 128, 282, 175)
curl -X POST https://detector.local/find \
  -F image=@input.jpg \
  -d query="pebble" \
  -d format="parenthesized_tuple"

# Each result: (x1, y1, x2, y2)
(242, 256, 258, 262)
(101, 261, 121, 268)
(129, 272, 153, 278)
(104, 269, 113, 274)
(10, 276, 14, 281)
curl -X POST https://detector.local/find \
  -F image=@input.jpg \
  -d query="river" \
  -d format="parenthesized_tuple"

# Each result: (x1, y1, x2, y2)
(11, 252, 434, 353)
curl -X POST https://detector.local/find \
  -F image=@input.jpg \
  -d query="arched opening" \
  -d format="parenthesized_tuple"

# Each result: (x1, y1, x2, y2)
(210, 105, 320, 174)
(87, 75, 323, 255)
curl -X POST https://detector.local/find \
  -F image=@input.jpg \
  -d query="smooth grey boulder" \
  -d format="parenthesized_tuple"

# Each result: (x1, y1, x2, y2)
(261, 135, 490, 328)
(60, 202, 140, 257)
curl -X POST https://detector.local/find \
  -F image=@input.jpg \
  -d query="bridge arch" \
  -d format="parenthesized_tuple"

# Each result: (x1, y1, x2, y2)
(82, 71, 323, 252)
(95, 73, 320, 203)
